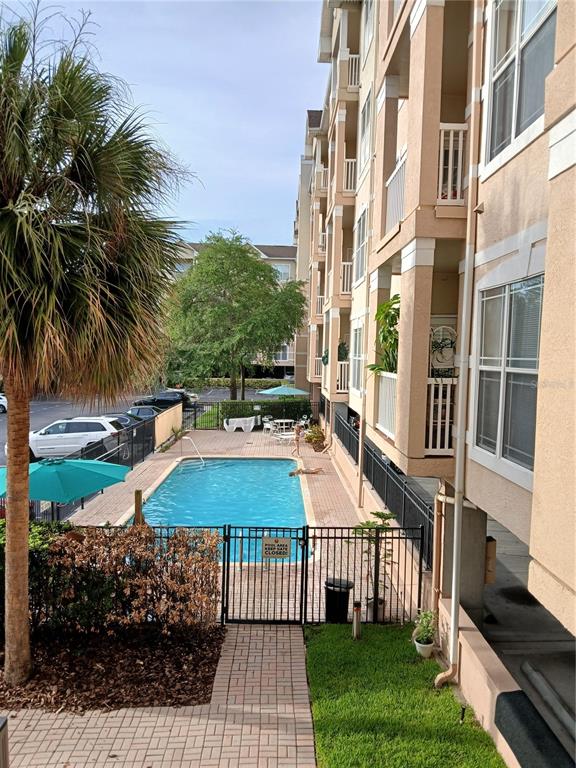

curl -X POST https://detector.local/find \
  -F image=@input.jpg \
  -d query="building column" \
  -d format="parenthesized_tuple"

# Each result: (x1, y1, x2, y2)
(394, 238, 434, 459)
(375, 76, 399, 240)
(328, 308, 341, 396)
(328, 206, 344, 297)
(307, 323, 319, 382)
(366, 265, 392, 427)
(334, 107, 347, 195)
(440, 495, 488, 627)
(405, 1, 444, 213)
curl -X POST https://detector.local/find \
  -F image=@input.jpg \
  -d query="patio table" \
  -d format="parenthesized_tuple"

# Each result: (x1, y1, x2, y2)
(273, 419, 295, 434)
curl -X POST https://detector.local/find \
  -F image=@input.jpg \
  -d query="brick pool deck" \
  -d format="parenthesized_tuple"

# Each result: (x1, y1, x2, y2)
(6, 430, 369, 767)
(70, 429, 364, 528)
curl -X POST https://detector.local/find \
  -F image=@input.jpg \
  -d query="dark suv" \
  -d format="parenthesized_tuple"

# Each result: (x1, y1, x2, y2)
(132, 390, 197, 411)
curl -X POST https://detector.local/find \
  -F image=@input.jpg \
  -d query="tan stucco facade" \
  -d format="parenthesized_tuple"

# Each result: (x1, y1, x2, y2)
(294, 0, 575, 763)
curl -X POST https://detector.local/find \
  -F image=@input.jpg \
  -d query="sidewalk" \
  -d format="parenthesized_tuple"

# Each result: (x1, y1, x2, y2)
(5, 626, 316, 768)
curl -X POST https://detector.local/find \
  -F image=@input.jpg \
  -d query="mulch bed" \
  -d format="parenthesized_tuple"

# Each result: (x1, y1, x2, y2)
(0, 626, 226, 713)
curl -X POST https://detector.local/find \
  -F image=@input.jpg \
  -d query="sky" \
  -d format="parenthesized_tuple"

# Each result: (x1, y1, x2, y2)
(54, 0, 328, 245)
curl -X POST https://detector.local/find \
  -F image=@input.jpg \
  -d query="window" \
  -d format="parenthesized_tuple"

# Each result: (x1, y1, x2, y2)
(276, 344, 293, 362)
(351, 325, 364, 391)
(475, 275, 544, 470)
(274, 264, 291, 283)
(488, 0, 556, 160)
(43, 422, 68, 436)
(359, 92, 372, 172)
(362, 0, 374, 60)
(353, 210, 368, 282)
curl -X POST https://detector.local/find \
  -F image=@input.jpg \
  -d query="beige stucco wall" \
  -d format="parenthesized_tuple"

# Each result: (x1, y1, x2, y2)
(154, 404, 183, 449)
(529, 165, 576, 634)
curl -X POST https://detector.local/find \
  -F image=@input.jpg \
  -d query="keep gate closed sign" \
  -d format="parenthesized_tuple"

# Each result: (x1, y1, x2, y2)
(262, 536, 291, 559)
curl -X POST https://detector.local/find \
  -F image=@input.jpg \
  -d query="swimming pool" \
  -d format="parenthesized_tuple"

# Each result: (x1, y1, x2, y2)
(142, 458, 306, 528)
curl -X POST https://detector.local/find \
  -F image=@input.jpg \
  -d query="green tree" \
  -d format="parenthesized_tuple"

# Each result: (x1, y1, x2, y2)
(0, 10, 185, 683)
(169, 232, 306, 399)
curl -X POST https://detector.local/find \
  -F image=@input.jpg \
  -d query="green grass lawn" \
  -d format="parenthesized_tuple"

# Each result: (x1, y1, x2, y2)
(305, 624, 506, 768)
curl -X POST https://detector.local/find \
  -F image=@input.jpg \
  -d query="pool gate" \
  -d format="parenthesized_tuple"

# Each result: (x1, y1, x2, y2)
(219, 524, 425, 625)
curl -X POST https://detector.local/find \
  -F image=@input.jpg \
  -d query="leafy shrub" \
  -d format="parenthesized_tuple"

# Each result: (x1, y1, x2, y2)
(305, 425, 326, 452)
(414, 610, 436, 645)
(220, 398, 312, 425)
(0, 523, 221, 634)
(165, 376, 291, 391)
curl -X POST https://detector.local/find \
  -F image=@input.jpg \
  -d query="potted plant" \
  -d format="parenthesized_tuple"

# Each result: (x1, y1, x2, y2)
(321, 349, 329, 366)
(413, 610, 435, 658)
(367, 294, 400, 374)
(305, 424, 326, 452)
(354, 511, 395, 621)
(337, 340, 349, 361)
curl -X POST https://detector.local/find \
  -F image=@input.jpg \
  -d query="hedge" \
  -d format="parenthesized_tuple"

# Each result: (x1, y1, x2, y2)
(219, 398, 313, 425)
(0, 523, 221, 634)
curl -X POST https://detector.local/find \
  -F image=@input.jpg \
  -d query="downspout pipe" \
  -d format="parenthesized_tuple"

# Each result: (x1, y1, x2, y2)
(434, 0, 483, 689)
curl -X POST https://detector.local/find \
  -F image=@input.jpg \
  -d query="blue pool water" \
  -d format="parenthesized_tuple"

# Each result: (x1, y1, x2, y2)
(143, 458, 306, 529)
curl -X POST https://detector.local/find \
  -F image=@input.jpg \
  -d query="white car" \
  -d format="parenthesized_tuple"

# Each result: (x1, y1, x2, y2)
(0, 394, 6, 413)
(21, 416, 125, 460)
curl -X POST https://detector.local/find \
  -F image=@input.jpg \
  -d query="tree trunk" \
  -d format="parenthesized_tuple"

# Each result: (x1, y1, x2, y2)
(229, 370, 237, 400)
(4, 382, 31, 684)
(240, 365, 245, 401)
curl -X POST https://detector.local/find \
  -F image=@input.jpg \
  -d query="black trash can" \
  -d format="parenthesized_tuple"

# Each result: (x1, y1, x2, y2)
(325, 578, 354, 623)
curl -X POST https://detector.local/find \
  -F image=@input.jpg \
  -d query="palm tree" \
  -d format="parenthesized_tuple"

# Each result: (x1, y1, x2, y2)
(0, 11, 185, 683)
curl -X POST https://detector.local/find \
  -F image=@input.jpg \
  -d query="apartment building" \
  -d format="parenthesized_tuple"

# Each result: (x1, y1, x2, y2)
(178, 242, 308, 387)
(294, 1, 575, 764)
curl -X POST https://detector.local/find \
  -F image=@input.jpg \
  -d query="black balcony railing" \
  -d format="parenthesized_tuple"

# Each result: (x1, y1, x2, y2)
(363, 439, 434, 569)
(334, 413, 359, 463)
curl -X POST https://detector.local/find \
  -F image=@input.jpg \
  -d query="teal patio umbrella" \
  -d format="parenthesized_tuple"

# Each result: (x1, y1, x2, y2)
(257, 384, 310, 397)
(0, 458, 130, 504)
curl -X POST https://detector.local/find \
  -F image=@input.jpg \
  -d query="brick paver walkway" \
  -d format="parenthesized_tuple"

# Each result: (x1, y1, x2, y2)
(5, 626, 315, 768)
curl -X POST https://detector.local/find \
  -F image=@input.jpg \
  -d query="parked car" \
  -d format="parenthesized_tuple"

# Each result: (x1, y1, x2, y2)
(126, 405, 162, 420)
(103, 412, 144, 429)
(132, 390, 197, 411)
(0, 394, 6, 413)
(9, 416, 126, 460)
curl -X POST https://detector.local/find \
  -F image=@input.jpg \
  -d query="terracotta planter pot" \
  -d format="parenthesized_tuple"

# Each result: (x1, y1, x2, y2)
(414, 639, 434, 658)
(311, 442, 325, 452)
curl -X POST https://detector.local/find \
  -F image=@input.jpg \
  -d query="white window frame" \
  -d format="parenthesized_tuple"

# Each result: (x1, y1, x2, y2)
(274, 263, 291, 283)
(359, 90, 372, 173)
(351, 322, 364, 392)
(362, 0, 375, 63)
(485, 0, 557, 163)
(353, 208, 368, 283)
(472, 273, 544, 483)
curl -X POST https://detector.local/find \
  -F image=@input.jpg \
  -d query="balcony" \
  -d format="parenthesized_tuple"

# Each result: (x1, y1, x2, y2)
(344, 159, 357, 192)
(385, 154, 407, 233)
(318, 232, 326, 252)
(340, 261, 353, 294)
(314, 357, 323, 377)
(348, 54, 360, 88)
(316, 164, 328, 191)
(376, 372, 397, 439)
(315, 294, 324, 316)
(336, 361, 349, 393)
(425, 378, 457, 455)
(437, 124, 468, 205)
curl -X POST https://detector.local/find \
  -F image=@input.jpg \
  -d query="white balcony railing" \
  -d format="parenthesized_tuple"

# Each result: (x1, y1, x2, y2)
(315, 294, 324, 315)
(385, 155, 406, 233)
(425, 378, 457, 455)
(376, 372, 397, 439)
(348, 54, 360, 87)
(336, 361, 349, 393)
(314, 357, 323, 378)
(344, 159, 357, 192)
(437, 124, 468, 205)
(340, 261, 353, 294)
(319, 164, 328, 190)
(318, 231, 326, 251)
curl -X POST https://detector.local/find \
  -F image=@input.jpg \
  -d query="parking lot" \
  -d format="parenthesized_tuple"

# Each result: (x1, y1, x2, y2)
(0, 388, 268, 466)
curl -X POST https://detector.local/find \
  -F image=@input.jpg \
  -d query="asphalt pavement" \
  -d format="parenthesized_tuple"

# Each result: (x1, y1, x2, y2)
(0, 387, 270, 465)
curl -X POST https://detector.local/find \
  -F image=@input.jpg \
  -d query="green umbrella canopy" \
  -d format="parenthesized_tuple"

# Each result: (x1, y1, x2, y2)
(257, 385, 310, 396)
(0, 459, 130, 504)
